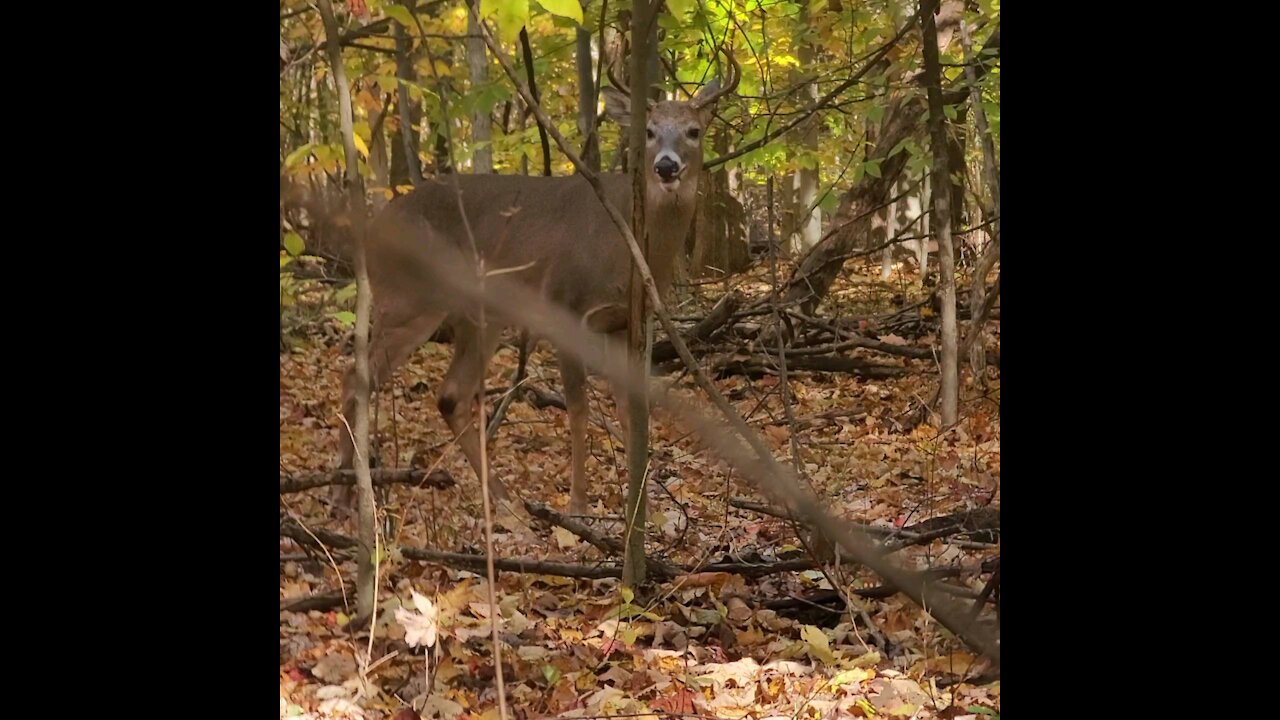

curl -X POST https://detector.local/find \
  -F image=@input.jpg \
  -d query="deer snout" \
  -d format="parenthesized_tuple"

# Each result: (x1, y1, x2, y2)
(654, 156, 683, 182)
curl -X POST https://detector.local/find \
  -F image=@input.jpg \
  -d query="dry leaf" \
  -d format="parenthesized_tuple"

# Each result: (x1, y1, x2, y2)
(553, 526, 580, 549)
(395, 591, 438, 649)
(311, 653, 356, 683)
(801, 624, 838, 664)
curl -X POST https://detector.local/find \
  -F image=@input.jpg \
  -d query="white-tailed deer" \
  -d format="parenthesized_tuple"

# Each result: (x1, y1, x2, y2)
(336, 55, 740, 523)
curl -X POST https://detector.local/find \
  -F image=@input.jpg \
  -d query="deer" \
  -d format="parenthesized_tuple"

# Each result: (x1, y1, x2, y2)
(334, 53, 740, 528)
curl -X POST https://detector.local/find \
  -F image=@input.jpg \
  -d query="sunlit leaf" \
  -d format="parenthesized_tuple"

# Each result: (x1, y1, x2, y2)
(384, 4, 415, 29)
(285, 143, 315, 168)
(284, 231, 305, 256)
(666, 0, 696, 17)
(535, 0, 582, 24)
(481, 0, 529, 44)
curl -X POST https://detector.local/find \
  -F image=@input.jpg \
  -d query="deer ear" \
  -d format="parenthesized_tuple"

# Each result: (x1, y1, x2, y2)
(602, 87, 632, 127)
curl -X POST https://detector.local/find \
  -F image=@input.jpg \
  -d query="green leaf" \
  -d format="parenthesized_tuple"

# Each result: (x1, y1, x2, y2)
(969, 707, 998, 717)
(866, 103, 885, 124)
(943, 104, 958, 121)
(332, 311, 357, 326)
(819, 191, 839, 215)
(621, 586, 634, 604)
(284, 143, 315, 168)
(864, 159, 882, 178)
(535, 0, 581, 24)
(666, 0, 696, 17)
(482, 0, 529, 44)
(384, 4, 415, 29)
(542, 663, 561, 685)
(283, 231, 305, 256)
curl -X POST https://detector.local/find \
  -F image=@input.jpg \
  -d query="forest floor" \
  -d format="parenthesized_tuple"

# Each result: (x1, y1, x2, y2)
(280, 256, 1001, 720)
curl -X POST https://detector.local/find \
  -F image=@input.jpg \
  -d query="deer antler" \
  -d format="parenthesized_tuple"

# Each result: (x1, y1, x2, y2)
(606, 55, 630, 97)
(691, 47, 741, 110)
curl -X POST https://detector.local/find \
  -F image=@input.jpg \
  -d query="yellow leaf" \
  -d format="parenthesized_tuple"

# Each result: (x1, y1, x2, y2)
(553, 526, 579, 549)
(481, 0, 529, 44)
(801, 624, 838, 665)
(535, 0, 582, 24)
(829, 667, 872, 690)
(849, 650, 882, 667)
(352, 133, 369, 159)
(666, 0, 695, 16)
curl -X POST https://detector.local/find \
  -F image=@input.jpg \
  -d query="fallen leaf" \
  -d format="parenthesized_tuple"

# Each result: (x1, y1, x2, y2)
(650, 685, 696, 714)
(396, 591, 438, 649)
(311, 653, 356, 683)
(553, 526, 580, 549)
(801, 624, 838, 664)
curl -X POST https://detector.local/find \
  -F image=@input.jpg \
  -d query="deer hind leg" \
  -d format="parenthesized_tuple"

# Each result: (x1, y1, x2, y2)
(559, 351, 590, 515)
(436, 320, 514, 513)
(334, 308, 448, 515)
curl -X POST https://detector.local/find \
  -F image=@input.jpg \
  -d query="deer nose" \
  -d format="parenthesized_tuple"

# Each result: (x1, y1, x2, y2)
(655, 157, 681, 180)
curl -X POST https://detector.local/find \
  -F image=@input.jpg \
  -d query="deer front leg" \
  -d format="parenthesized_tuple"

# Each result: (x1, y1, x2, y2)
(559, 353, 591, 515)
(335, 309, 447, 518)
(436, 322, 537, 536)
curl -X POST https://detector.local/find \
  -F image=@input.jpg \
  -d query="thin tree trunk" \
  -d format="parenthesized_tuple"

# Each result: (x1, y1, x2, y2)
(520, 28, 552, 176)
(918, 170, 930, 283)
(624, 0, 653, 591)
(792, 2, 821, 256)
(466, 0, 493, 174)
(316, 0, 377, 625)
(921, 0, 958, 426)
(961, 19, 1000, 375)
(576, 0, 600, 172)
(391, 9, 422, 187)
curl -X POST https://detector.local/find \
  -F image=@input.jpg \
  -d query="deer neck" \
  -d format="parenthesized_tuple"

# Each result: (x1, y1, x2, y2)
(643, 174, 699, 295)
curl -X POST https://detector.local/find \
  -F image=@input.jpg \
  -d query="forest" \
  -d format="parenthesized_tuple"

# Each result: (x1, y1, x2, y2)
(279, 0, 1000, 717)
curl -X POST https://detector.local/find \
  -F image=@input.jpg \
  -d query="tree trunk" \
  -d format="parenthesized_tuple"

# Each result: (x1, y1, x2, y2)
(960, 18, 1000, 376)
(517, 27, 552, 175)
(624, 0, 652, 591)
(390, 15, 422, 187)
(466, 0, 493, 174)
(789, 3, 822, 256)
(921, 0, 959, 426)
(316, 0, 377, 626)
(576, 0, 600, 172)
(688, 128, 749, 279)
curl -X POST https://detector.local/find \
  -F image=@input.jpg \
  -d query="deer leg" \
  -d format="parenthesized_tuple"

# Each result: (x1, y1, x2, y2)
(603, 329, 636, 467)
(559, 351, 590, 515)
(436, 320, 517, 516)
(335, 309, 448, 515)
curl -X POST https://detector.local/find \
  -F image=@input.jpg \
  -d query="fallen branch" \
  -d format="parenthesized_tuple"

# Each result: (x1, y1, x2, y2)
(729, 498, 999, 550)
(710, 354, 909, 380)
(524, 501, 683, 579)
(281, 520, 623, 578)
(281, 521, 839, 581)
(281, 591, 348, 613)
(279, 468, 455, 494)
(651, 290, 743, 363)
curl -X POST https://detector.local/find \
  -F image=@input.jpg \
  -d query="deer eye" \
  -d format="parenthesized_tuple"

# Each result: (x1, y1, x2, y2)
(646, 128, 655, 140)
(686, 127, 701, 140)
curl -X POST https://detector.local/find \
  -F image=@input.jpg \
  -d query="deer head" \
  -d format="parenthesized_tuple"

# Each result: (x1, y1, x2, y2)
(600, 50, 740, 195)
